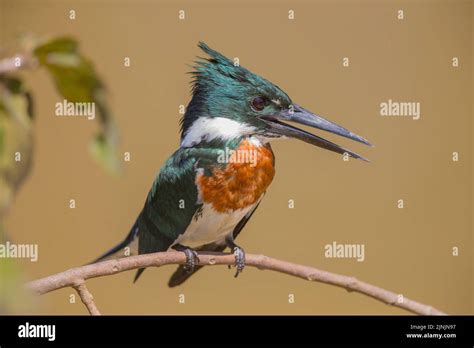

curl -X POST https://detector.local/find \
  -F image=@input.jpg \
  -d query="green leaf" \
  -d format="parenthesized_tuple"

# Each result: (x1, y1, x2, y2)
(33, 37, 120, 174)
(0, 76, 34, 216)
(0, 78, 35, 313)
(0, 223, 36, 314)
(89, 132, 120, 176)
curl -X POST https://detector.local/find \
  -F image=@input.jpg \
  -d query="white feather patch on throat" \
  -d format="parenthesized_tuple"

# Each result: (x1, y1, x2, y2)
(181, 117, 256, 147)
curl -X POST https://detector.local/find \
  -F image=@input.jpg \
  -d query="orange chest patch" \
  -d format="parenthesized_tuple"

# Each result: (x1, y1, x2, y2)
(197, 139, 275, 213)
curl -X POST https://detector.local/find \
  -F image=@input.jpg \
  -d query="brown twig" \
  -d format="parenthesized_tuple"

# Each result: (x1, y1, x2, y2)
(73, 281, 101, 316)
(25, 251, 446, 315)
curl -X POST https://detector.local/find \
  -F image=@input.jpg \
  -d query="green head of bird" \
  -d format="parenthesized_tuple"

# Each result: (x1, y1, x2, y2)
(180, 42, 372, 160)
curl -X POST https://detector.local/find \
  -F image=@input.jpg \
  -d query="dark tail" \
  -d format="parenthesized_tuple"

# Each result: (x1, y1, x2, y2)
(133, 268, 146, 283)
(92, 222, 139, 264)
(168, 265, 204, 287)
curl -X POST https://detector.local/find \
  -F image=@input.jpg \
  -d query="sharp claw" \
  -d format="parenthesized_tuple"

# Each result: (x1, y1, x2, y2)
(233, 247, 245, 278)
(183, 249, 199, 274)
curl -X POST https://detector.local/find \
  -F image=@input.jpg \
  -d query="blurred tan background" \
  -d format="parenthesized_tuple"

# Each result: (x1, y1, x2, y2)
(0, 0, 472, 314)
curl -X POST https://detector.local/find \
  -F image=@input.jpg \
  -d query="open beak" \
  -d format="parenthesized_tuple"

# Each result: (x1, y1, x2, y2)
(260, 104, 373, 161)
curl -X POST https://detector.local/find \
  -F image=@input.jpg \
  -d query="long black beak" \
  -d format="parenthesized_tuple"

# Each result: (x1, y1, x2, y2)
(260, 104, 372, 161)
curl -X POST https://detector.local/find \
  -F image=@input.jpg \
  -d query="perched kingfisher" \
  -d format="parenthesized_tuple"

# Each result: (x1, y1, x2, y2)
(95, 42, 372, 286)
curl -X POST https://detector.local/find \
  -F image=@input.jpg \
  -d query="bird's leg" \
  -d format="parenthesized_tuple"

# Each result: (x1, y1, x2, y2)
(173, 244, 200, 274)
(225, 237, 246, 277)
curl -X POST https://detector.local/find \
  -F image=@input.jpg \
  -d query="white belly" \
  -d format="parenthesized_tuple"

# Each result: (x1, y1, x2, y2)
(172, 203, 256, 249)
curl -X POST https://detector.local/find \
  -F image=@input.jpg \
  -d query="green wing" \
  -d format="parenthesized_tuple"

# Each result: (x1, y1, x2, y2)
(137, 147, 202, 255)
(133, 146, 229, 282)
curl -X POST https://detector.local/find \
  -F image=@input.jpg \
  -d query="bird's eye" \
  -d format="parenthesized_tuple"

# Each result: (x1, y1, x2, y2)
(251, 96, 269, 111)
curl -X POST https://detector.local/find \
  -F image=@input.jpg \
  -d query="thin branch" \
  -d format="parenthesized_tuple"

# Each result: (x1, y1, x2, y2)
(73, 281, 101, 316)
(25, 251, 446, 315)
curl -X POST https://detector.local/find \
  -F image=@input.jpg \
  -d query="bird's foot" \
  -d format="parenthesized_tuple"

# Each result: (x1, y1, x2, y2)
(174, 245, 200, 274)
(225, 238, 246, 277)
(183, 248, 200, 274)
(232, 246, 246, 278)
